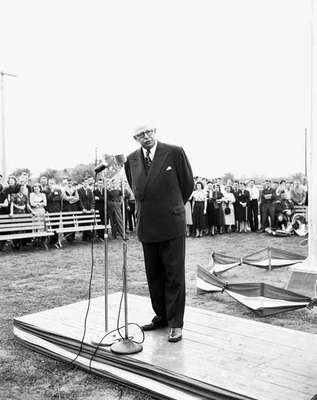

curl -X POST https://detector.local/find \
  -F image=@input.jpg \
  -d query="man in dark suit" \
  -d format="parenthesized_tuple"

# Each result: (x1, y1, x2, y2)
(93, 178, 105, 240)
(260, 179, 276, 231)
(45, 178, 63, 248)
(125, 124, 194, 342)
(78, 178, 94, 241)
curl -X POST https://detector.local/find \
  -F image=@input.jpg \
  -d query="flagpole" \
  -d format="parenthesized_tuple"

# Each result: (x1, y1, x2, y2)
(305, 127, 308, 177)
(0, 72, 17, 180)
(288, 0, 317, 296)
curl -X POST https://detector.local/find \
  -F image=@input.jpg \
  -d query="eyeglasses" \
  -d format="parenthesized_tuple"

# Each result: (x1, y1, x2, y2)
(134, 129, 155, 140)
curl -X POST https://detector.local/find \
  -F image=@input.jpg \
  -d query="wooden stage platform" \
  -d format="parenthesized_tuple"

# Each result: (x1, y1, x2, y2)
(14, 293, 317, 400)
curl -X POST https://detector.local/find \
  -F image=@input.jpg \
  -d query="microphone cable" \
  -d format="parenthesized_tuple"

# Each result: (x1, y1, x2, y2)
(69, 173, 99, 367)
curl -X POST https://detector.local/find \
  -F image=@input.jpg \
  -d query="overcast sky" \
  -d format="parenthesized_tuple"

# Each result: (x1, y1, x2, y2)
(0, 0, 311, 179)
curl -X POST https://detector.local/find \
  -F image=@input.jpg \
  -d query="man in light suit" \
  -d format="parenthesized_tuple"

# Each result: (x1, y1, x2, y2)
(125, 124, 194, 342)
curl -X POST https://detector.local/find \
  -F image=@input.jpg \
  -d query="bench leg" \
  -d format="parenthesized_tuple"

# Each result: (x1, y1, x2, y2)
(55, 233, 63, 249)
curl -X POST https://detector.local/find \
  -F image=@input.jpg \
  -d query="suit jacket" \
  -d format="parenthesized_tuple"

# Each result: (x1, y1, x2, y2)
(93, 188, 104, 210)
(78, 187, 94, 210)
(46, 187, 62, 212)
(238, 189, 250, 205)
(125, 141, 194, 243)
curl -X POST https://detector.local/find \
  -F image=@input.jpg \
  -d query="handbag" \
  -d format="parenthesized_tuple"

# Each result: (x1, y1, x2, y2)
(224, 202, 231, 215)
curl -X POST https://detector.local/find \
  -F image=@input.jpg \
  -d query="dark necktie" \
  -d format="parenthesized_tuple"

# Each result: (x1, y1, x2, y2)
(144, 149, 152, 170)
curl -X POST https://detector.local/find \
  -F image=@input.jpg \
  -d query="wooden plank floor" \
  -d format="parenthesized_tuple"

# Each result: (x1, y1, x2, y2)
(14, 293, 317, 400)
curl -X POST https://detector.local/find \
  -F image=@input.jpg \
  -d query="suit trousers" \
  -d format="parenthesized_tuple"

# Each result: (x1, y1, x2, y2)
(261, 202, 276, 229)
(108, 201, 124, 239)
(142, 235, 186, 328)
(248, 199, 259, 231)
(95, 204, 105, 238)
(126, 200, 136, 232)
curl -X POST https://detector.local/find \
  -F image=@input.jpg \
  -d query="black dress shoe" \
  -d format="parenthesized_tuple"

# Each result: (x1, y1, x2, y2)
(141, 320, 167, 331)
(168, 328, 182, 342)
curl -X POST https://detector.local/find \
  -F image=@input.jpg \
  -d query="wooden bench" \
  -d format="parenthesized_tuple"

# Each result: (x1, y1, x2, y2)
(0, 214, 54, 249)
(45, 210, 105, 248)
(293, 205, 308, 218)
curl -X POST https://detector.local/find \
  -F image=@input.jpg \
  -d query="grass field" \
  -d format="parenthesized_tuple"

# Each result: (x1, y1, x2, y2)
(1, 232, 316, 400)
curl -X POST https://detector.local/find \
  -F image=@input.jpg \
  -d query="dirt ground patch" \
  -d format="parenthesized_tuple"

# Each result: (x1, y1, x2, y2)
(1, 232, 316, 400)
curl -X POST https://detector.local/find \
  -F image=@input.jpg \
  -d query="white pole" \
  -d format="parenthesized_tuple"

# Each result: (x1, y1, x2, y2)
(0, 72, 17, 181)
(288, 0, 317, 295)
(300, 0, 317, 270)
(1, 73, 6, 180)
(305, 128, 308, 176)
(307, 0, 317, 269)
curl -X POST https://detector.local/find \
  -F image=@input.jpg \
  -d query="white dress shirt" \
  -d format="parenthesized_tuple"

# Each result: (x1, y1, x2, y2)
(142, 140, 158, 161)
(248, 186, 260, 201)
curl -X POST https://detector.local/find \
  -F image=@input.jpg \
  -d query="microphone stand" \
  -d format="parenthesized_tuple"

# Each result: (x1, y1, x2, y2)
(103, 169, 109, 332)
(91, 166, 121, 347)
(110, 166, 143, 354)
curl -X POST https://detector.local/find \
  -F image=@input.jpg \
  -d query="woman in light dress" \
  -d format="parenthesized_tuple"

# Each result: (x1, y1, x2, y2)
(221, 185, 235, 233)
(29, 183, 47, 216)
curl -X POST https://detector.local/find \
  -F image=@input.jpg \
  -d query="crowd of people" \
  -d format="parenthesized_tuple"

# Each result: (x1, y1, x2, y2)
(0, 171, 308, 249)
(0, 171, 137, 250)
(187, 177, 308, 237)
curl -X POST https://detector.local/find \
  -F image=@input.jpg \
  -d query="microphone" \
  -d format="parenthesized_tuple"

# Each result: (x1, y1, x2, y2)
(94, 162, 108, 174)
(114, 154, 126, 165)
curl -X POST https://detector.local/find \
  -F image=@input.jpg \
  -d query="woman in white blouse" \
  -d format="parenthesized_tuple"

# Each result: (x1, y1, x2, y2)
(191, 181, 207, 237)
(222, 186, 236, 233)
(29, 183, 47, 216)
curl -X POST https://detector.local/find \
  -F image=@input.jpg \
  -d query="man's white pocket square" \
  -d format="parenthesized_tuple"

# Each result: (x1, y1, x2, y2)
(166, 166, 172, 171)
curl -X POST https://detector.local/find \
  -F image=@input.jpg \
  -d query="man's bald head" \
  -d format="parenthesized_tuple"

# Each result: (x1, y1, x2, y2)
(133, 124, 156, 150)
